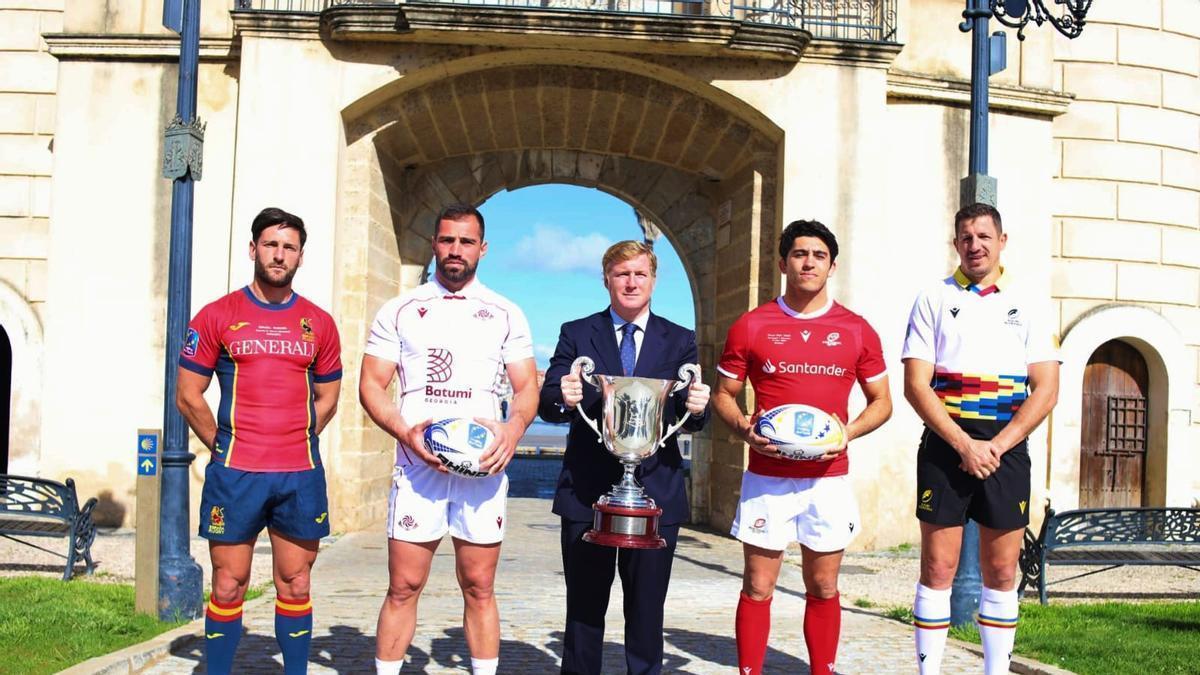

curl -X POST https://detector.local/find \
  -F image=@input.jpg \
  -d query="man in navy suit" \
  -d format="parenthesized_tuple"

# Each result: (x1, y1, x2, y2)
(539, 240, 710, 675)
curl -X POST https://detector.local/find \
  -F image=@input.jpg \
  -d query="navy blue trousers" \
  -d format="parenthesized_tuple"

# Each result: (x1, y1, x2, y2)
(559, 517, 680, 675)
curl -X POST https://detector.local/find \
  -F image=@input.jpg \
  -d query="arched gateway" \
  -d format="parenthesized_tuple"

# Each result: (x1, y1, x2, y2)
(330, 54, 786, 530)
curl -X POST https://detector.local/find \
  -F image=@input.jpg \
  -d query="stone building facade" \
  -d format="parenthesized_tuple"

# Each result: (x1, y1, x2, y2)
(0, 0, 1196, 547)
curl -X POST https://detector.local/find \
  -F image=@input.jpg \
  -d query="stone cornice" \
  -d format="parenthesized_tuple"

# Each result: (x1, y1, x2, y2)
(43, 33, 238, 61)
(803, 39, 903, 69)
(229, 10, 323, 40)
(319, 3, 811, 62)
(888, 69, 1074, 117)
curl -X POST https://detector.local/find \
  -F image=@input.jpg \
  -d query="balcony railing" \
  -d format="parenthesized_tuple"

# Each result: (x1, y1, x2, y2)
(234, 0, 898, 43)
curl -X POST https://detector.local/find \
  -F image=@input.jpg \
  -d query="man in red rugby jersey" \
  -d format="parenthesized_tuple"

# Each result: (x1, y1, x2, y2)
(711, 219, 892, 675)
(177, 207, 342, 675)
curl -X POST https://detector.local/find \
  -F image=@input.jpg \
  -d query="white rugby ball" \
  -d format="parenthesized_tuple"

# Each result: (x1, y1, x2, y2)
(423, 418, 495, 478)
(754, 404, 844, 461)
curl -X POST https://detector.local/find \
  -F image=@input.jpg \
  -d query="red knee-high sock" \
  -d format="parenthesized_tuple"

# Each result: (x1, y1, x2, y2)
(803, 593, 841, 674)
(736, 592, 772, 675)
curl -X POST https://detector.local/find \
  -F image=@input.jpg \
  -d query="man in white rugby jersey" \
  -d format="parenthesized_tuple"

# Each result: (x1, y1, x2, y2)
(359, 204, 539, 675)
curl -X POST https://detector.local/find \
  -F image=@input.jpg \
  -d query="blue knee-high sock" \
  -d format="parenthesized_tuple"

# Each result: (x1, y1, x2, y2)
(205, 597, 244, 675)
(275, 595, 313, 674)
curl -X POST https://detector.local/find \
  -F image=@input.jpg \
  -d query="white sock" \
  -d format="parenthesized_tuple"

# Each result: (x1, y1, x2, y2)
(977, 586, 1019, 675)
(913, 583, 951, 674)
(375, 657, 404, 675)
(470, 656, 499, 675)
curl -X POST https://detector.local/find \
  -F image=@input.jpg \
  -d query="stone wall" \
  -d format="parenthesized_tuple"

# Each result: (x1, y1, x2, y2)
(1050, 0, 1200, 506)
(0, 0, 58, 338)
(0, 0, 60, 474)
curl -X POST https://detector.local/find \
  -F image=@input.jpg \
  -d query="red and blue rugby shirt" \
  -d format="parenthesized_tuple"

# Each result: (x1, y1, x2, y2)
(180, 287, 342, 471)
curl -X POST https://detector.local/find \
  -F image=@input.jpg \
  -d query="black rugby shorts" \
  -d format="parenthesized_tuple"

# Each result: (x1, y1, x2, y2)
(914, 428, 1030, 530)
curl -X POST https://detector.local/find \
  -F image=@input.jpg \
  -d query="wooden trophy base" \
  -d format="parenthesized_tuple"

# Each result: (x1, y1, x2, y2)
(582, 501, 666, 549)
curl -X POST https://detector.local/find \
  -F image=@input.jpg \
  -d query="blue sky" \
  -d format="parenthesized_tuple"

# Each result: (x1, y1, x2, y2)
(432, 184, 695, 368)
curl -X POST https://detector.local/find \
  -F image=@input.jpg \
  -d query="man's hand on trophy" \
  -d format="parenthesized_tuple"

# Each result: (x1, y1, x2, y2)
(685, 378, 711, 416)
(475, 417, 520, 475)
(739, 411, 780, 457)
(404, 418, 449, 473)
(560, 370, 584, 410)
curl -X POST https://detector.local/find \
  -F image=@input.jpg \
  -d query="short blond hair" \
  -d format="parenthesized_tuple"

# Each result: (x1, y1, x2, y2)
(602, 240, 657, 276)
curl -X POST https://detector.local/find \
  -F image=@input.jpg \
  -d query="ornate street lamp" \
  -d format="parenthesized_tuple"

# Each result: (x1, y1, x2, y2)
(993, 0, 1093, 40)
(951, 0, 1092, 627)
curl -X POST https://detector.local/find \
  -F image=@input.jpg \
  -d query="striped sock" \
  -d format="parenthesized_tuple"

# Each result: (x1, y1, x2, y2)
(275, 595, 314, 675)
(204, 597, 244, 675)
(977, 586, 1018, 675)
(913, 583, 951, 674)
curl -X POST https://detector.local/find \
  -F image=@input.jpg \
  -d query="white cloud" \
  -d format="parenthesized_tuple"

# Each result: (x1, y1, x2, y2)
(534, 343, 556, 361)
(512, 225, 612, 274)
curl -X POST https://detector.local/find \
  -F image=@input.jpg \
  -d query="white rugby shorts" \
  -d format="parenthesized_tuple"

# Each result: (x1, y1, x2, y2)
(731, 472, 860, 552)
(386, 463, 508, 544)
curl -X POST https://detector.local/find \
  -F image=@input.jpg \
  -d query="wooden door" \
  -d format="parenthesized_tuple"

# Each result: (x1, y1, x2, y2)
(1079, 340, 1149, 508)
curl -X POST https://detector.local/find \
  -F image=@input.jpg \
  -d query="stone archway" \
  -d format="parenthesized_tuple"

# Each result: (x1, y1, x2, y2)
(329, 59, 783, 531)
(0, 281, 43, 476)
(1050, 305, 1192, 510)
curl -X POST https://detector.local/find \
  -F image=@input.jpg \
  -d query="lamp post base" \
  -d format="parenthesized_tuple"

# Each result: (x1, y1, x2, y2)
(158, 555, 203, 622)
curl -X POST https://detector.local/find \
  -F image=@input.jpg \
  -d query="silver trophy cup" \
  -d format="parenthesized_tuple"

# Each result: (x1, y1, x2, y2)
(570, 355, 699, 547)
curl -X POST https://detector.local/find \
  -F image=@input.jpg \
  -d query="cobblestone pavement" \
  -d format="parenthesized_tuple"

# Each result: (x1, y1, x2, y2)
(136, 498, 985, 674)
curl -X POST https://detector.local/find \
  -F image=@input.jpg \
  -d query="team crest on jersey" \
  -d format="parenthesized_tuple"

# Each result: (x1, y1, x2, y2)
(474, 308, 494, 321)
(823, 332, 841, 347)
(208, 506, 226, 535)
(300, 317, 314, 342)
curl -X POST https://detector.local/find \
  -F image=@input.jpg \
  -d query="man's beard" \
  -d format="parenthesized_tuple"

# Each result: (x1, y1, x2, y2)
(436, 256, 477, 284)
(254, 258, 298, 289)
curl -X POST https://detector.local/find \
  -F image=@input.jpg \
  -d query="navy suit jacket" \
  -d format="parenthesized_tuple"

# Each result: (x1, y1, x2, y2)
(539, 309, 708, 526)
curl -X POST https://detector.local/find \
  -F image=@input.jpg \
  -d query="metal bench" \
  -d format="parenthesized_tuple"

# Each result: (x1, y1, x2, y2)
(1018, 506, 1200, 605)
(0, 475, 98, 581)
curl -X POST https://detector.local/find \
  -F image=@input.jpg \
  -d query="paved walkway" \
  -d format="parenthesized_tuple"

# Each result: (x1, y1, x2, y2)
(138, 498, 985, 674)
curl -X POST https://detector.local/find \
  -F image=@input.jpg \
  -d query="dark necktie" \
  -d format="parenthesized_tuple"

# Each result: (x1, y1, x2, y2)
(620, 323, 637, 377)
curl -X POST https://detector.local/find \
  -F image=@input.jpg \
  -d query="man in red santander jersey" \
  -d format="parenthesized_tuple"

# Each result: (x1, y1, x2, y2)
(712, 220, 892, 675)
(177, 207, 342, 675)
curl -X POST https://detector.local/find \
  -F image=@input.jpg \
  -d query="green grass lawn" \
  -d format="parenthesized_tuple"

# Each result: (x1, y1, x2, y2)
(0, 577, 187, 674)
(949, 601, 1200, 675)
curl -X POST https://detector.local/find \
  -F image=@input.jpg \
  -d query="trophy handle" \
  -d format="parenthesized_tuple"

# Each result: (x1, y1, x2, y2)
(569, 356, 603, 442)
(660, 363, 701, 447)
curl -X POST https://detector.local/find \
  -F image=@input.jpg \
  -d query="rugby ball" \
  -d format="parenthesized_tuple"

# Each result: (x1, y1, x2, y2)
(423, 418, 495, 478)
(754, 404, 845, 461)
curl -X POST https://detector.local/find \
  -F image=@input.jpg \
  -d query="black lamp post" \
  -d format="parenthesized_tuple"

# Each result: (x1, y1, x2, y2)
(951, 0, 1092, 627)
(157, 0, 205, 621)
